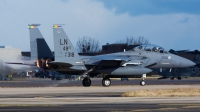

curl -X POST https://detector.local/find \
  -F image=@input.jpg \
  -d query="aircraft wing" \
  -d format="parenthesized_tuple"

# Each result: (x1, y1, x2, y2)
(47, 62, 73, 67)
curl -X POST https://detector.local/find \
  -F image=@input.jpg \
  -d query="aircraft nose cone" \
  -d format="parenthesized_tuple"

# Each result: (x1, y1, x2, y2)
(180, 58, 196, 67)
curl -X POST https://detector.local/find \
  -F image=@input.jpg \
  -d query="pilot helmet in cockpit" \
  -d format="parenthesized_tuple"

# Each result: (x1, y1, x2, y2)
(152, 47, 159, 52)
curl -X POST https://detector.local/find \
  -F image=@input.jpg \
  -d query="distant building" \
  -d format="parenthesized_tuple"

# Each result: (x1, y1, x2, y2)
(0, 46, 21, 61)
(21, 52, 31, 57)
(0, 46, 12, 48)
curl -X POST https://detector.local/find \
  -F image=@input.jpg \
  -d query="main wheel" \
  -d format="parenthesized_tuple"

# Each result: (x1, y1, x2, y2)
(140, 80, 145, 86)
(177, 77, 181, 80)
(102, 78, 111, 87)
(51, 75, 55, 80)
(82, 77, 91, 87)
(170, 77, 174, 80)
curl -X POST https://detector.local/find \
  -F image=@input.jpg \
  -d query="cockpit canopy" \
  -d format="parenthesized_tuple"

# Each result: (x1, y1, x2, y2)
(134, 44, 168, 53)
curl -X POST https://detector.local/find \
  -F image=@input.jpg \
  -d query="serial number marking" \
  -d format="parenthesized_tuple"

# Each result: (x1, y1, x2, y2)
(64, 52, 74, 57)
(63, 46, 71, 51)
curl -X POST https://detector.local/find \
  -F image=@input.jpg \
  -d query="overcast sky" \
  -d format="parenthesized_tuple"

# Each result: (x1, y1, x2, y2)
(0, 0, 200, 51)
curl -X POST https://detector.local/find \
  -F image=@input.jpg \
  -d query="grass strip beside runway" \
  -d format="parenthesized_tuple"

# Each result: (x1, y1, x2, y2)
(122, 88, 200, 97)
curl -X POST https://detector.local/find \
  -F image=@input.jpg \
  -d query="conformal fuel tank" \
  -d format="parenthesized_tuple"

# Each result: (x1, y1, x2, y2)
(97, 66, 152, 75)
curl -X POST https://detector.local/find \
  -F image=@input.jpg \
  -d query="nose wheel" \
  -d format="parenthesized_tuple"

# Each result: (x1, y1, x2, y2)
(140, 74, 146, 86)
(140, 80, 145, 86)
(102, 78, 111, 87)
(82, 77, 91, 87)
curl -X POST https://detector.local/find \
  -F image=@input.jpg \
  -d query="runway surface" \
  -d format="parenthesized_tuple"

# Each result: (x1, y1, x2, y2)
(0, 77, 200, 87)
(1, 78, 200, 111)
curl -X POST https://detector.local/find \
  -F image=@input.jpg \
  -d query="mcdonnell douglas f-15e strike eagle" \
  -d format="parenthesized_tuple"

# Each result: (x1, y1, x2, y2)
(6, 24, 196, 87)
(46, 24, 195, 87)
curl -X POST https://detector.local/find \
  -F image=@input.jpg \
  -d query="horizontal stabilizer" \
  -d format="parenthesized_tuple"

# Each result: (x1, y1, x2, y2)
(48, 62, 73, 67)
(5, 62, 36, 66)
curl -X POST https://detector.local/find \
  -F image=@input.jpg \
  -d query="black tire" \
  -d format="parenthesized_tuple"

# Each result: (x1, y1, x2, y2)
(140, 80, 145, 86)
(51, 75, 55, 80)
(82, 77, 91, 87)
(170, 77, 174, 80)
(177, 77, 181, 80)
(102, 78, 111, 87)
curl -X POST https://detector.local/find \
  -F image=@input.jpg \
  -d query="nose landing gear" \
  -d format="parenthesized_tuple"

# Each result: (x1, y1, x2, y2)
(140, 74, 146, 86)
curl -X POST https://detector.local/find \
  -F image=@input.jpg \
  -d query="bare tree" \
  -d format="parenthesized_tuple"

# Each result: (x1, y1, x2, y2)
(117, 36, 149, 45)
(76, 36, 100, 53)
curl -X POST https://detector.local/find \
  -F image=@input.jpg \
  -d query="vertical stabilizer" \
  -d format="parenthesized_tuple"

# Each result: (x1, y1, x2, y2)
(53, 24, 81, 63)
(29, 24, 41, 60)
(29, 24, 53, 60)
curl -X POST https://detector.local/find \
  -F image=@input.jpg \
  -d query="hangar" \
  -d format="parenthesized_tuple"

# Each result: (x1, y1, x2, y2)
(0, 46, 21, 61)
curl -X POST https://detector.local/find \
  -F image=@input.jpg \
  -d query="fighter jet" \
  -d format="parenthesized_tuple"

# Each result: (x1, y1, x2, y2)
(38, 24, 195, 87)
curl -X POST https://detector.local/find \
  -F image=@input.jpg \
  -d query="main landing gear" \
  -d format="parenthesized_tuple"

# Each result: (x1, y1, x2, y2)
(102, 78, 111, 87)
(82, 77, 111, 87)
(170, 76, 181, 80)
(140, 74, 146, 86)
(82, 77, 91, 87)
